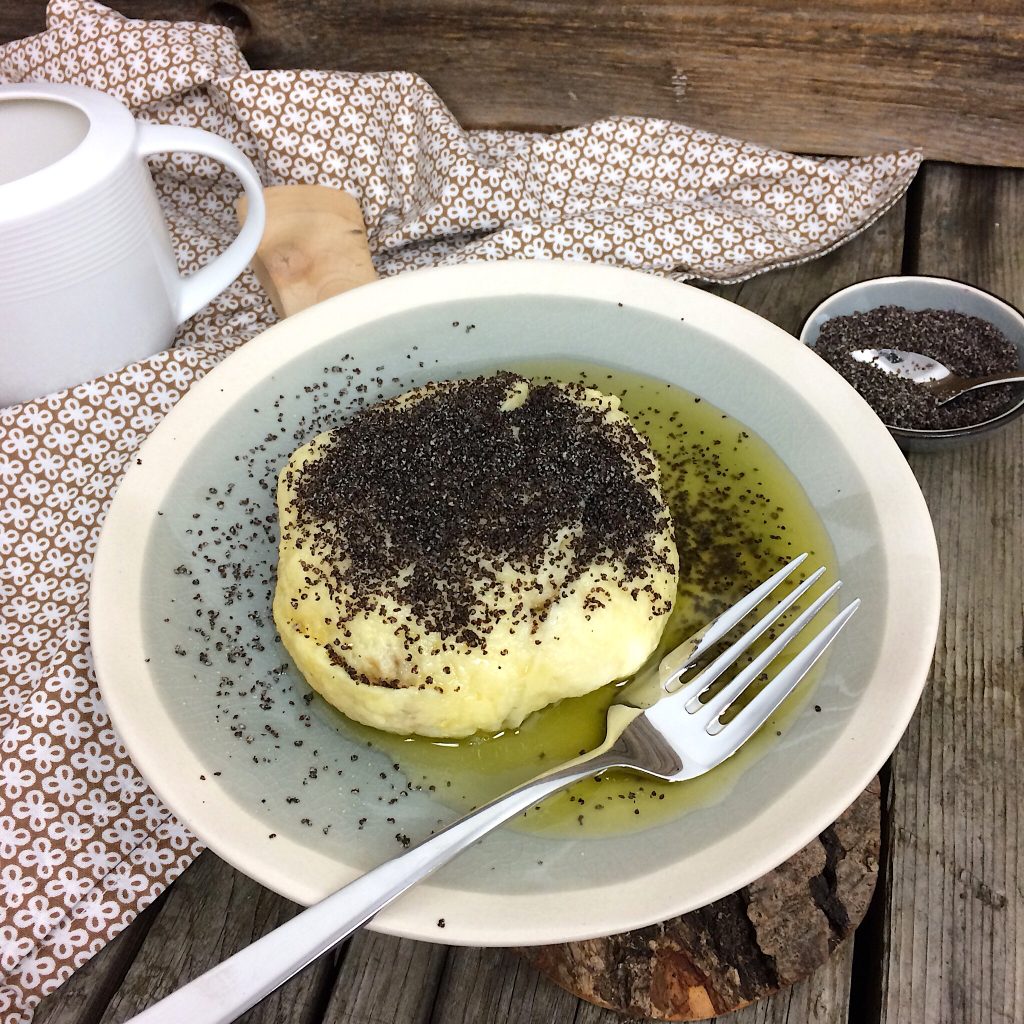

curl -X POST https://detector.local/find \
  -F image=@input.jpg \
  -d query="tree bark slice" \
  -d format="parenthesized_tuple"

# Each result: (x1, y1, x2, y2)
(519, 777, 880, 1021)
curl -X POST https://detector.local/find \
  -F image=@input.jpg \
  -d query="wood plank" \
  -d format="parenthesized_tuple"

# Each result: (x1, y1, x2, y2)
(94, 851, 337, 1023)
(320, 931, 447, 1024)
(2, 1, 1022, 165)
(879, 162, 1024, 1023)
(431, 946, 587, 1024)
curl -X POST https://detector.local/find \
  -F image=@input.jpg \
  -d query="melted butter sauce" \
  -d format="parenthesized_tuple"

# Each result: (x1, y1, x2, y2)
(333, 362, 836, 837)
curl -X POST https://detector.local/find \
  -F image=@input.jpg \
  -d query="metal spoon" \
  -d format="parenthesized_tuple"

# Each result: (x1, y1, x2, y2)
(850, 348, 1024, 405)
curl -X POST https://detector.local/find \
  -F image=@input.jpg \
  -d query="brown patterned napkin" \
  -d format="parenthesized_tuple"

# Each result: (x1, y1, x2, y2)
(0, 1, 919, 1019)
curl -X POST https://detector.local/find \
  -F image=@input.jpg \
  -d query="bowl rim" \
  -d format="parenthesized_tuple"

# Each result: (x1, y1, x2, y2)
(798, 273, 1024, 439)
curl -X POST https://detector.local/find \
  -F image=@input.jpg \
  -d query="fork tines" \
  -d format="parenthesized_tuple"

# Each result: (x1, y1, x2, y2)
(661, 553, 859, 755)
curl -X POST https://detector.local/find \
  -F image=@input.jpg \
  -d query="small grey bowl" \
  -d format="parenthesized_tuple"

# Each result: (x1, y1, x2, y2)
(799, 275, 1024, 452)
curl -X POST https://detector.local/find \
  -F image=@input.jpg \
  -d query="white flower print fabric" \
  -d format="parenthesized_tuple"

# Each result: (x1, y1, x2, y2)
(0, 1, 920, 1019)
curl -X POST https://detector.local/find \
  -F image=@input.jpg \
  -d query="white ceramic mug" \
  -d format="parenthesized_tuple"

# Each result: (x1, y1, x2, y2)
(0, 82, 266, 407)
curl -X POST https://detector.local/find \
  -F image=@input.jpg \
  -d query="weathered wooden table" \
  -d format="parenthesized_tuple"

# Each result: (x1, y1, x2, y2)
(3, 0, 1020, 1017)
(26, 158, 1023, 1024)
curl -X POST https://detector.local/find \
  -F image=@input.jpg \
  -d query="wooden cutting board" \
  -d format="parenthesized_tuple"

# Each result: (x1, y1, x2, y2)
(237, 183, 378, 315)
(237, 183, 881, 1020)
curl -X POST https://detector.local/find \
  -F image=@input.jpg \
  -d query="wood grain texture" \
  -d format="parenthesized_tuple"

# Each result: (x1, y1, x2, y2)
(879, 162, 1024, 1024)
(321, 931, 447, 1024)
(237, 184, 378, 318)
(94, 852, 337, 1024)
(434, 946, 587, 1024)
(3, 1, 1023, 165)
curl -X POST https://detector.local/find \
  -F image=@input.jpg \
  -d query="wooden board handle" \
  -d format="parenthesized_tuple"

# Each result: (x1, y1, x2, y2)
(237, 184, 378, 318)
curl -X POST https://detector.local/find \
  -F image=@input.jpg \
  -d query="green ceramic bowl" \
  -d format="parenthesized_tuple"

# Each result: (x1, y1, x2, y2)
(91, 261, 939, 946)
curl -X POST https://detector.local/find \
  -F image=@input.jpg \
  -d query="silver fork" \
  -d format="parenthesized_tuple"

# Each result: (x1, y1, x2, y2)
(128, 553, 858, 1024)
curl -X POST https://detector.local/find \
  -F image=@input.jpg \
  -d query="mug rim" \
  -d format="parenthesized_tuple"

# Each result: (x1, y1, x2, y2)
(0, 82, 135, 220)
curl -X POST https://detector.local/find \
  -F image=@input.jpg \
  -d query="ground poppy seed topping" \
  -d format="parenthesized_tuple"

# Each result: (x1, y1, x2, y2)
(291, 372, 669, 634)
(814, 305, 1021, 430)
(274, 372, 679, 738)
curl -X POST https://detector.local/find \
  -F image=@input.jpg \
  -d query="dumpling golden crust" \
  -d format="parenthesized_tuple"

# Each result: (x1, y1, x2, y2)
(274, 372, 679, 738)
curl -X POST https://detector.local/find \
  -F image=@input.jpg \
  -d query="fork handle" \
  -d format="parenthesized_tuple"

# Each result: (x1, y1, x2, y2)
(126, 740, 634, 1024)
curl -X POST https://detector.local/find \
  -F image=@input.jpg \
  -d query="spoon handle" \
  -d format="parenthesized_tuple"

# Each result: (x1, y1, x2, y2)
(934, 370, 1024, 405)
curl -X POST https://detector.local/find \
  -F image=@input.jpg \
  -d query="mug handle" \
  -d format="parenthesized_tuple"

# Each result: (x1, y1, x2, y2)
(135, 123, 267, 323)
